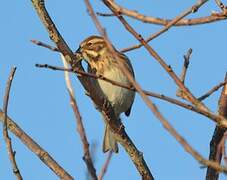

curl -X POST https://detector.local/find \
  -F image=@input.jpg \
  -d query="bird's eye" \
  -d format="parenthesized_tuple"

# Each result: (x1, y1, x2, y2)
(87, 42, 92, 47)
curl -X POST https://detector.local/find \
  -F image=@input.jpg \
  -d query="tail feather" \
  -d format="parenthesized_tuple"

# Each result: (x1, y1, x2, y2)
(103, 125, 118, 153)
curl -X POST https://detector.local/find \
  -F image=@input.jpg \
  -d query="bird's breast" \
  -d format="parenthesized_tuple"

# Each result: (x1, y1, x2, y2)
(97, 67, 134, 117)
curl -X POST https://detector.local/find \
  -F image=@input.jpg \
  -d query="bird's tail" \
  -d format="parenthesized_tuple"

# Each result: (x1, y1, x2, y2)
(103, 125, 118, 153)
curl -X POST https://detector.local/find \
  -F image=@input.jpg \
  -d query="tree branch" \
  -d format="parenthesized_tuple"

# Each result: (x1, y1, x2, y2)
(206, 74, 227, 180)
(0, 109, 73, 179)
(120, 1, 210, 52)
(98, 1, 227, 26)
(176, 48, 193, 100)
(3, 67, 23, 180)
(31, 0, 154, 179)
(61, 55, 97, 180)
(98, 151, 113, 180)
(84, 0, 154, 179)
(35, 63, 227, 129)
(103, 0, 227, 128)
(103, 0, 227, 174)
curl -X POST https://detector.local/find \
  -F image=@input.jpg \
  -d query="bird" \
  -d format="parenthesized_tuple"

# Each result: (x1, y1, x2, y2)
(75, 35, 135, 153)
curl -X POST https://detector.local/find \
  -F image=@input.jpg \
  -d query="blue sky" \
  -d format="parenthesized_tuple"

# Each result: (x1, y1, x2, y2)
(1, 1, 227, 180)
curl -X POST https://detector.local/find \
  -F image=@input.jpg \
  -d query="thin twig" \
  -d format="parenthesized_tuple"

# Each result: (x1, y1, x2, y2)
(84, 0, 154, 179)
(98, 151, 113, 180)
(31, 1, 154, 179)
(36, 63, 227, 127)
(215, 0, 226, 11)
(198, 81, 227, 101)
(0, 109, 73, 180)
(31, 39, 59, 52)
(120, 0, 209, 52)
(103, 0, 227, 129)
(61, 55, 97, 180)
(103, 0, 227, 174)
(3, 67, 23, 180)
(96, 12, 115, 17)
(98, 1, 227, 26)
(176, 48, 193, 100)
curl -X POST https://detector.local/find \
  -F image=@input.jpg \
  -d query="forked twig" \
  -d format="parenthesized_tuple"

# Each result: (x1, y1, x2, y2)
(103, 0, 227, 174)
(120, 0, 209, 52)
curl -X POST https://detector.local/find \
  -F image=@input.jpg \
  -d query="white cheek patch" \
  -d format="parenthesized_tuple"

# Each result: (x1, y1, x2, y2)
(85, 50, 99, 58)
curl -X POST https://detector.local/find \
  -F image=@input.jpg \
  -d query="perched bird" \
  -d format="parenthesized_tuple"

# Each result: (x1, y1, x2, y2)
(75, 36, 135, 153)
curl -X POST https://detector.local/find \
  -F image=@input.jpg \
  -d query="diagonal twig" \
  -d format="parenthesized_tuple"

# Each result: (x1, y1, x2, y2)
(31, 39, 59, 52)
(98, 151, 113, 180)
(61, 55, 97, 180)
(103, 0, 208, 110)
(215, 0, 226, 11)
(36, 63, 227, 128)
(198, 81, 227, 101)
(97, 1, 227, 27)
(3, 67, 23, 180)
(84, 0, 154, 179)
(0, 109, 73, 180)
(103, 0, 227, 128)
(120, 0, 209, 52)
(103, 0, 227, 174)
(31, 0, 154, 179)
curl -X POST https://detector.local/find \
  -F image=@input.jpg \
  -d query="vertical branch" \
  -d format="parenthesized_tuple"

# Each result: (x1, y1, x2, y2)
(206, 74, 227, 180)
(176, 48, 192, 100)
(61, 55, 97, 180)
(2, 67, 23, 180)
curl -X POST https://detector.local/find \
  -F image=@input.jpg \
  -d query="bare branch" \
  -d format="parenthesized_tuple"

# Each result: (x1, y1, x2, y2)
(84, 0, 154, 179)
(120, 0, 209, 52)
(215, 0, 226, 11)
(96, 12, 115, 17)
(103, 0, 227, 128)
(31, 39, 59, 52)
(61, 55, 97, 180)
(198, 81, 227, 101)
(177, 48, 193, 100)
(103, 0, 227, 174)
(98, 151, 113, 180)
(3, 67, 23, 180)
(36, 63, 227, 129)
(98, 1, 227, 26)
(0, 109, 73, 179)
(206, 74, 227, 180)
(31, 0, 154, 179)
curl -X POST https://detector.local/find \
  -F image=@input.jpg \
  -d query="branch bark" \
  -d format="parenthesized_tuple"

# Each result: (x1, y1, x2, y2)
(3, 67, 23, 180)
(103, 0, 227, 128)
(98, 0, 227, 26)
(206, 74, 227, 180)
(0, 109, 73, 180)
(61, 55, 97, 180)
(31, 0, 154, 179)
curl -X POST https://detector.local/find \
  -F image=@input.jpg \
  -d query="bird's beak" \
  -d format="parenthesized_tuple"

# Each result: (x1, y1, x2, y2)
(75, 46, 81, 54)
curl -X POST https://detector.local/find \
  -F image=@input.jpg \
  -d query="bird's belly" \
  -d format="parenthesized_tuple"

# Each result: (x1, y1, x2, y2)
(97, 69, 134, 116)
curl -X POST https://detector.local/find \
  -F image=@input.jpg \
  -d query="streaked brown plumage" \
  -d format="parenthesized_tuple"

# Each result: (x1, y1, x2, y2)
(76, 36, 135, 153)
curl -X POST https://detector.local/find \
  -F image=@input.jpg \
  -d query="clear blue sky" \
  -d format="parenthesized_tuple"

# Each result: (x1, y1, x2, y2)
(1, 1, 226, 180)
